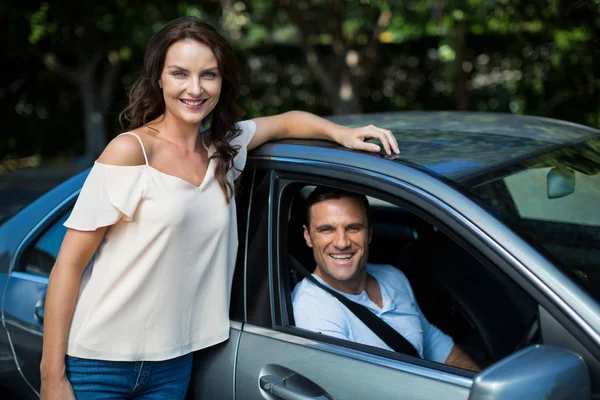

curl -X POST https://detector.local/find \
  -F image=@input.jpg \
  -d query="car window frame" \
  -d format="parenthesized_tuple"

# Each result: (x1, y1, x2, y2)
(17, 210, 71, 277)
(239, 167, 475, 391)
(242, 167, 276, 328)
(12, 192, 79, 281)
(270, 170, 537, 376)
(241, 154, 600, 385)
(268, 156, 593, 331)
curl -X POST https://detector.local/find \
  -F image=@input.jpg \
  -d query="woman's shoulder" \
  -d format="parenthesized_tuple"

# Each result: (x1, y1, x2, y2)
(229, 119, 257, 148)
(98, 128, 155, 166)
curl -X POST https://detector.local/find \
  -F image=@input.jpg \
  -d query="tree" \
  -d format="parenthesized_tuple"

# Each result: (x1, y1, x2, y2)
(278, 0, 395, 114)
(25, 1, 207, 162)
(3, 0, 599, 163)
(217, 0, 400, 115)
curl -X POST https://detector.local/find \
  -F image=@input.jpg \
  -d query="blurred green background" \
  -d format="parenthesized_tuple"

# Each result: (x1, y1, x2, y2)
(2, 0, 600, 171)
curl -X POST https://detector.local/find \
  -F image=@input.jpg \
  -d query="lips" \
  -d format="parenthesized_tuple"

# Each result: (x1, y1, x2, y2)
(329, 253, 354, 260)
(180, 99, 207, 109)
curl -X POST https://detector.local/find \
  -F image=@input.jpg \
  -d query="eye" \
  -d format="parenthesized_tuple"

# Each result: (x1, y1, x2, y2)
(202, 71, 217, 79)
(172, 71, 187, 78)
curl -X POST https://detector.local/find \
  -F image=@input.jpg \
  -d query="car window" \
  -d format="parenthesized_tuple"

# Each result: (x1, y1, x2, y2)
(279, 181, 538, 372)
(19, 210, 70, 276)
(467, 138, 600, 301)
(503, 167, 600, 226)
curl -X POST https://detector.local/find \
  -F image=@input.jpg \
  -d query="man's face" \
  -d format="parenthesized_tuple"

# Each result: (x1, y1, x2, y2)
(304, 196, 372, 285)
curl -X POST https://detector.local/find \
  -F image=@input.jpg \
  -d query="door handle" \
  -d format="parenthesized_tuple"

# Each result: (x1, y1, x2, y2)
(260, 375, 330, 400)
(34, 298, 45, 323)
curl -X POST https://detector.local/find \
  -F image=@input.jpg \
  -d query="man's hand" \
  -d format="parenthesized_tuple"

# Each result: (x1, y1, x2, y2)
(444, 345, 481, 372)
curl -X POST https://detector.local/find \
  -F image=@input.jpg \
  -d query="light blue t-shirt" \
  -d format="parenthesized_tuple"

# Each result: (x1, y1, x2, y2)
(292, 264, 454, 363)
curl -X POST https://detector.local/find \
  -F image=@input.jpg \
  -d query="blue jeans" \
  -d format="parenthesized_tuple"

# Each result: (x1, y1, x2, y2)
(65, 353, 192, 400)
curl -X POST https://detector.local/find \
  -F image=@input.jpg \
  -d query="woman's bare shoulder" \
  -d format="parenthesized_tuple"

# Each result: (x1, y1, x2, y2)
(97, 130, 151, 166)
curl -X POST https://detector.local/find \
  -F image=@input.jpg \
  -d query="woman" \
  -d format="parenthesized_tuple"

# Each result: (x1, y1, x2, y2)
(40, 16, 398, 399)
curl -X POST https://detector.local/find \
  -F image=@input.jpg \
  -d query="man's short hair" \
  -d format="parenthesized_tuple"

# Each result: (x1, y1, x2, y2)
(304, 186, 371, 227)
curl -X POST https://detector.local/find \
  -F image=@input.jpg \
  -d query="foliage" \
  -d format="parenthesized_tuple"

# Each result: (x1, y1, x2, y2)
(1, 0, 599, 163)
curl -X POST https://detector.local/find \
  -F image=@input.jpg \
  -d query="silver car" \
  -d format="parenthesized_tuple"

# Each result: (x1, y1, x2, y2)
(1, 111, 599, 399)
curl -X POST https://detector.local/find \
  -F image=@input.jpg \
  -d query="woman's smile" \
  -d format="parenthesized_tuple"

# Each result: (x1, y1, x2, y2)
(179, 98, 208, 110)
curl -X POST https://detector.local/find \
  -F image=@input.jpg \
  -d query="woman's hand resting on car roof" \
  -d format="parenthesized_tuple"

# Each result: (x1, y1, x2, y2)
(336, 125, 400, 155)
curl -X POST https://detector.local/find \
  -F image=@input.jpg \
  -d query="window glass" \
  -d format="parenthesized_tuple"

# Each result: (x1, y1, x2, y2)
(19, 211, 69, 276)
(468, 138, 600, 301)
(281, 182, 537, 371)
(503, 167, 600, 226)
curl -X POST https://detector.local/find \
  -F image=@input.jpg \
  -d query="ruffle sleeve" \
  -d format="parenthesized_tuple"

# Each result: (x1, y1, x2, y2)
(64, 162, 147, 231)
(229, 120, 257, 181)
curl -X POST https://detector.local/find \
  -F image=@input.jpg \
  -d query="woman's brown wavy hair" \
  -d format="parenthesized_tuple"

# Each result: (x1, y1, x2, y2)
(119, 16, 244, 202)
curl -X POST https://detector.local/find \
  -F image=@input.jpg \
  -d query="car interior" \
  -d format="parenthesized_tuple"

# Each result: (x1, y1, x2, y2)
(282, 184, 540, 369)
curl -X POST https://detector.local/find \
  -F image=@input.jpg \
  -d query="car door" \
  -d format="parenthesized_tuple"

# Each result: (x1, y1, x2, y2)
(186, 168, 254, 400)
(3, 201, 75, 399)
(234, 164, 475, 400)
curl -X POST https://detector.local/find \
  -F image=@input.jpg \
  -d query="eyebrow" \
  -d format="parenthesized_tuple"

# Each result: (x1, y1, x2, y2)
(314, 223, 365, 231)
(166, 65, 219, 73)
(314, 224, 334, 231)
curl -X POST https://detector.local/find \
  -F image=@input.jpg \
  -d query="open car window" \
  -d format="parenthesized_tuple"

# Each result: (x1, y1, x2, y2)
(280, 182, 539, 372)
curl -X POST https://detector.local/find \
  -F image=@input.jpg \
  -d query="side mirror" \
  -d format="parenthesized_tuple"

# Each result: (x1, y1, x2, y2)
(547, 167, 575, 199)
(469, 345, 590, 400)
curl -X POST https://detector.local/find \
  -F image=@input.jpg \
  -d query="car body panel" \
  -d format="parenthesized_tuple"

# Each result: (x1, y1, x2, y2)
(187, 323, 241, 400)
(0, 173, 85, 397)
(236, 325, 471, 400)
(3, 273, 45, 396)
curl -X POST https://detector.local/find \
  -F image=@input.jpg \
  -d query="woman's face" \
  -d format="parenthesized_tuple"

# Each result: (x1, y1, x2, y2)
(158, 39, 222, 127)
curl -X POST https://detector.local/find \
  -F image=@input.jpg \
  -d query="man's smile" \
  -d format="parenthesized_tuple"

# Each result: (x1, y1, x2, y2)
(329, 253, 355, 260)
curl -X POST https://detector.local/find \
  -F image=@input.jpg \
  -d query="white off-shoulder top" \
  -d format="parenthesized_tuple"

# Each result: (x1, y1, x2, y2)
(63, 120, 256, 361)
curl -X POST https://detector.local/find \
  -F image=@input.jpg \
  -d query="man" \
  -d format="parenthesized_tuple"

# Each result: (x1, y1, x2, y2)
(292, 186, 480, 371)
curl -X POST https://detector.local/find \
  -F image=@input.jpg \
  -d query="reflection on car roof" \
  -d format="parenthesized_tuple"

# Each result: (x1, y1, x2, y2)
(262, 111, 600, 182)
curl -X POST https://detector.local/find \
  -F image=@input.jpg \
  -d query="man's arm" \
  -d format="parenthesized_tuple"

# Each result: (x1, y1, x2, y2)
(445, 345, 481, 372)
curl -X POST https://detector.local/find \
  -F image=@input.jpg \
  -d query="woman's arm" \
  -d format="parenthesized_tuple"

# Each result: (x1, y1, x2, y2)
(40, 227, 106, 398)
(248, 111, 399, 155)
(40, 134, 145, 398)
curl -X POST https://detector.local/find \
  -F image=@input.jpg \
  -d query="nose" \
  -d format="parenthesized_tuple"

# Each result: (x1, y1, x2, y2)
(333, 229, 351, 249)
(188, 77, 203, 97)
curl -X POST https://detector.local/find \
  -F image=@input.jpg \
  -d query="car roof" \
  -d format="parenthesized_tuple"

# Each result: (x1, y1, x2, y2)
(253, 111, 600, 182)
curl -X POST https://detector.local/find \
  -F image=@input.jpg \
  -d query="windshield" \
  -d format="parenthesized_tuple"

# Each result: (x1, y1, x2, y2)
(463, 137, 600, 301)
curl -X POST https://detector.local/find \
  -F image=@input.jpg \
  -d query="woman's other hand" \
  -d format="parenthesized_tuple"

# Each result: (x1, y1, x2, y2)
(40, 376, 75, 400)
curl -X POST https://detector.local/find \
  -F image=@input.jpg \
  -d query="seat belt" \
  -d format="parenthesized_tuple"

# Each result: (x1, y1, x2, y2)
(289, 256, 420, 359)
